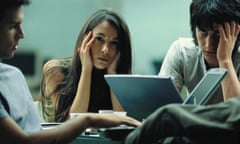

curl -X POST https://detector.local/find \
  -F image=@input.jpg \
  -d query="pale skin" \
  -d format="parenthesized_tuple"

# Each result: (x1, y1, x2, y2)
(177, 21, 240, 100)
(70, 21, 124, 113)
(0, 6, 141, 144)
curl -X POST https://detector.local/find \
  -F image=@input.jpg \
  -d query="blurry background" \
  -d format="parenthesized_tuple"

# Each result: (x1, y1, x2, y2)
(6, 0, 192, 97)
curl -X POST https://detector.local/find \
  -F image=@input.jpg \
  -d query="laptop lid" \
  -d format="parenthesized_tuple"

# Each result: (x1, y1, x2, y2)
(183, 68, 227, 105)
(104, 74, 183, 120)
(104, 68, 227, 121)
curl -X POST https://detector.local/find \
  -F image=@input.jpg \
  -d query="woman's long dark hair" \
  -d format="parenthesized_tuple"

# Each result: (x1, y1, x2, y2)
(41, 8, 132, 122)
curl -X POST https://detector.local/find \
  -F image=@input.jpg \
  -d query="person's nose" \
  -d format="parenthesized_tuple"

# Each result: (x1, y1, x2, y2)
(205, 36, 210, 48)
(205, 33, 217, 50)
(17, 26, 24, 39)
(205, 35, 212, 49)
(101, 44, 109, 54)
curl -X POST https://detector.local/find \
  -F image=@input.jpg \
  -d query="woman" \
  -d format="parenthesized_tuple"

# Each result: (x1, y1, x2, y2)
(41, 8, 132, 122)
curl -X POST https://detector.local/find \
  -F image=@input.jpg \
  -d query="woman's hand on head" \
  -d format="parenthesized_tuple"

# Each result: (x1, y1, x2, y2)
(79, 31, 95, 72)
(217, 21, 240, 63)
(107, 52, 120, 74)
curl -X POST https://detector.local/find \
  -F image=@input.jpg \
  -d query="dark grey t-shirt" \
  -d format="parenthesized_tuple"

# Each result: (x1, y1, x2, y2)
(0, 63, 41, 132)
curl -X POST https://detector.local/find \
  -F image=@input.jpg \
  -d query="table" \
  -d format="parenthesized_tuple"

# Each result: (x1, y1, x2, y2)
(70, 131, 122, 144)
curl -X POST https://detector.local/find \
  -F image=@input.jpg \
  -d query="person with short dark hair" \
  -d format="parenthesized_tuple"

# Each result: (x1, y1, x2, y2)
(0, 1, 141, 143)
(159, 0, 240, 104)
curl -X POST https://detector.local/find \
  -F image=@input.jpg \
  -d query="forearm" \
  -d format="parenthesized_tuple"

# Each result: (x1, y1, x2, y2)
(219, 60, 240, 100)
(1, 113, 140, 144)
(70, 70, 92, 113)
(28, 115, 90, 144)
(0, 116, 89, 144)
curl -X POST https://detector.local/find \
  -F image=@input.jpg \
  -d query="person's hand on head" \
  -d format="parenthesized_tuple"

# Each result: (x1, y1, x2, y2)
(217, 21, 240, 63)
(107, 52, 120, 74)
(78, 31, 95, 72)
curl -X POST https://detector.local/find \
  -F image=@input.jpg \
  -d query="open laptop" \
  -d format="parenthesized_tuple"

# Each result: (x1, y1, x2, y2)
(104, 68, 227, 121)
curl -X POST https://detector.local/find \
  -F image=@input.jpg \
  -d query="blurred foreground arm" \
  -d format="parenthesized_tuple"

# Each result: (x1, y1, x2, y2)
(0, 113, 141, 144)
(125, 97, 240, 144)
